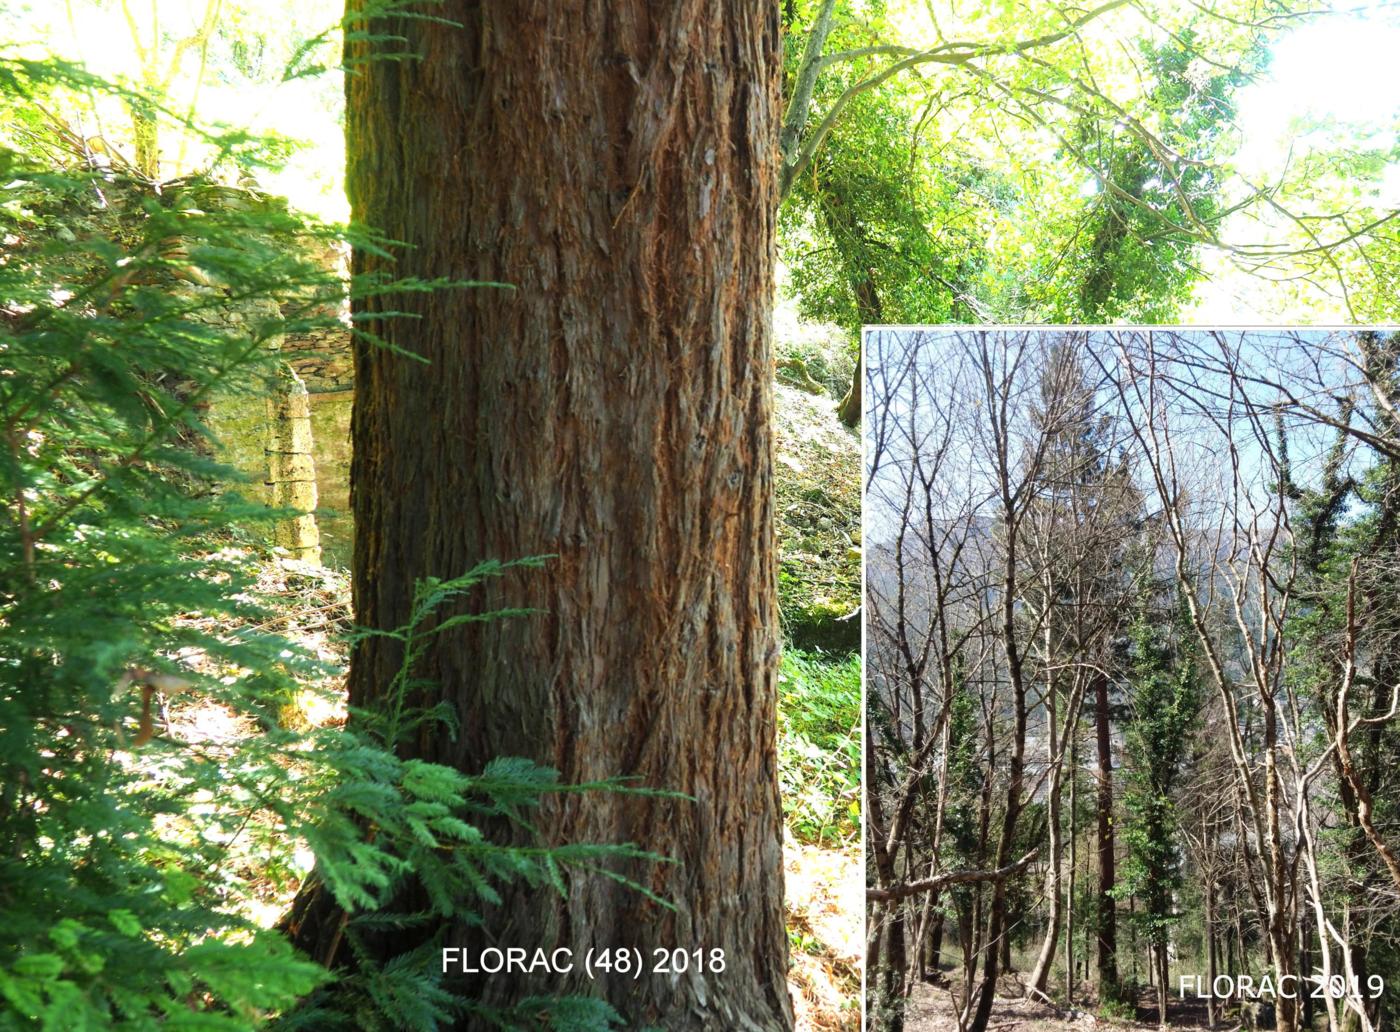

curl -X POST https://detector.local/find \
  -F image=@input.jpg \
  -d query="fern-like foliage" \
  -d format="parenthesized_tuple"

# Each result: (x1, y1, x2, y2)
(275, 562, 678, 1030)
(0, 52, 670, 1032)
(0, 53, 350, 1031)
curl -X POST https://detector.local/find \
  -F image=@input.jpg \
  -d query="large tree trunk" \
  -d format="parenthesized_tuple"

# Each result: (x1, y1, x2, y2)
(1094, 671, 1119, 1001)
(295, 4, 791, 1028)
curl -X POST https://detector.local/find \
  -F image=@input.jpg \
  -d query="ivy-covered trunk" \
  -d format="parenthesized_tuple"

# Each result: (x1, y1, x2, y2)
(292, 3, 791, 1028)
(1094, 670, 1119, 999)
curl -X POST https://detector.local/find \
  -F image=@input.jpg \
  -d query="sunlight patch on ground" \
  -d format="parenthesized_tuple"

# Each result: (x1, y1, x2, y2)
(152, 544, 867, 1022)
(905, 979, 1217, 1032)
(786, 836, 863, 1032)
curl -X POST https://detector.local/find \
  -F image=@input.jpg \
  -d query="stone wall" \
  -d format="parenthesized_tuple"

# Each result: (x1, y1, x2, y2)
(304, 387, 353, 563)
(204, 240, 357, 567)
(285, 326, 355, 393)
(266, 364, 323, 564)
(207, 351, 354, 567)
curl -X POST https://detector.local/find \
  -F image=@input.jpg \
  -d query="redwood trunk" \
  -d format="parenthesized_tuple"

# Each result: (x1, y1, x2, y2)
(309, 4, 791, 1028)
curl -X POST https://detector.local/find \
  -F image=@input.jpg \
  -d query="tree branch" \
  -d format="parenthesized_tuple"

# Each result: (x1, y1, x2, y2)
(866, 849, 1038, 903)
(781, 0, 1134, 197)
(779, 0, 839, 200)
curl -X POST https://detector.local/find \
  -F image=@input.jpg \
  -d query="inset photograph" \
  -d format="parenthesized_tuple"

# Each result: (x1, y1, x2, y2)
(864, 328, 1400, 1032)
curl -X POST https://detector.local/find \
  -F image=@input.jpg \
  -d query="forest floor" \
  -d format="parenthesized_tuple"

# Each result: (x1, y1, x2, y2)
(165, 353, 865, 1026)
(786, 836, 863, 1031)
(168, 549, 863, 1029)
(770, 373, 863, 1030)
(904, 976, 1218, 1032)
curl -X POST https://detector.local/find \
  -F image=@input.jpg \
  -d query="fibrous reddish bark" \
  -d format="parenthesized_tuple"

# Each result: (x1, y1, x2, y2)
(300, 4, 791, 1028)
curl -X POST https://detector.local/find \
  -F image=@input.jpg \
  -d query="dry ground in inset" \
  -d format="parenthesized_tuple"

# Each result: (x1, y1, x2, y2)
(904, 976, 1217, 1032)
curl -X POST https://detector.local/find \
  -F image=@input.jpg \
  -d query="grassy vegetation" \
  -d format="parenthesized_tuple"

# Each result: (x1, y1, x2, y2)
(770, 355, 862, 852)
(778, 649, 861, 847)
(778, 641, 862, 1031)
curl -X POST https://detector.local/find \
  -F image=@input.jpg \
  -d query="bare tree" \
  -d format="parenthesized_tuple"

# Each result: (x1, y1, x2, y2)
(870, 328, 1400, 1032)
(1020, 341, 1142, 1003)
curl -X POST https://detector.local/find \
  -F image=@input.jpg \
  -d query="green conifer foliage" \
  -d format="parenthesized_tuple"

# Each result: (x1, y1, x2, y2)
(1117, 598, 1201, 1014)
(0, 55, 657, 1032)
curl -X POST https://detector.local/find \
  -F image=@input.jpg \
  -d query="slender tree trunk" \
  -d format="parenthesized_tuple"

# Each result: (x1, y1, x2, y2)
(1028, 815, 1063, 998)
(884, 905, 908, 1032)
(1298, 917, 1314, 1032)
(1262, 707, 1299, 1032)
(1085, 911, 1093, 986)
(1205, 876, 1217, 1028)
(969, 770, 1024, 1032)
(867, 748, 905, 1031)
(777, 0, 836, 199)
(1094, 671, 1119, 1001)
(131, 63, 161, 181)
(929, 901, 945, 975)
(1028, 662, 1065, 998)
(960, 906, 977, 1021)
(1228, 908, 1237, 984)
(1236, 900, 1249, 978)
(290, 5, 791, 1028)
(914, 721, 953, 989)
(968, 651, 1028, 1032)
(1132, 894, 1142, 988)
(1067, 736, 1077, 1007)
(963, 735, 995, 1028)
(1337, 777, 1373, 1032)
(912, 880, 937, 985)
(837, 352, 862, 427)
(1155, 943, 1168, 1028)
